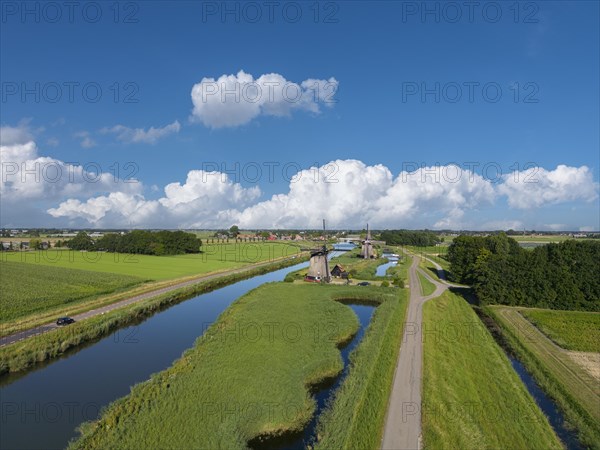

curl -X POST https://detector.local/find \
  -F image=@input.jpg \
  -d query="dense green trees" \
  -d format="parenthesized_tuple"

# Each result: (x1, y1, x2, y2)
(67, 231, 202, 256)
(379, 230, 439, 246)
(67, 231, 96, 251)
(448, 234, 600, 311)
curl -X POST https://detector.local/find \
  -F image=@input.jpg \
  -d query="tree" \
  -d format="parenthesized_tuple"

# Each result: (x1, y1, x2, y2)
(229, 225, 240, 237)
(66, 232, 96, 251)
(30, 238, 42, 250)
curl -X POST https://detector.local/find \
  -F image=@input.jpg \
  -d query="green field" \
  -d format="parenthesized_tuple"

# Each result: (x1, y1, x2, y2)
(417, 271, 436, 296)
(0, 261, 144, 322)
(487, 306, 600, 449)
(520, 309, 600, 352)
(422, 292, 561, 449)
(0, 258, 307, 375)
(1, 242, 301, 281)
(70, 283, 403, 449)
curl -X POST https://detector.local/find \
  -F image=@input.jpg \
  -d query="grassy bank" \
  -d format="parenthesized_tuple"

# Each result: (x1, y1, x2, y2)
(69, 283, 401, 449)
(485, 306, 600, 449)
(314, 288, 407, 449)
(0, 261, 145, 322)
(519, 309, 600, 352)
(0, 257, 306, 375)
(417, 271, 436, 296)
(423, 292, 562, 449)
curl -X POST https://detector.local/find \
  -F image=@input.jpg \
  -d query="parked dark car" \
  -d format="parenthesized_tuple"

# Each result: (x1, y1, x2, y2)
(56, 317, 75, 326)
(357, 282, 370, 286)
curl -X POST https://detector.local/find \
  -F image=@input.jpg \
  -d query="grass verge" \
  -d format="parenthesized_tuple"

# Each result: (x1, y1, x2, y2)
(485, 306, 600, 449)
(423, 292, 562, 449)
(0, 257, 307, 375)
(417, 271, 436, 296)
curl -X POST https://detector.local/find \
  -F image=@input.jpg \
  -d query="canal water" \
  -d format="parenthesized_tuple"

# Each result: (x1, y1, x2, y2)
(249, 303, 375, 450)
(508, 357, 583, 450)
(376, 253, 399, 277)
(1, 261, 311, 450)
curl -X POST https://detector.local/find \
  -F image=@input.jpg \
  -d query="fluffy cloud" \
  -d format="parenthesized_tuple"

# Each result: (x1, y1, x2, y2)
(101, 120, 181, 144)
(45, 160, 599, 230)
(499, 165, 599, 209)
(190, 70, 338, 128)
(48, 170, 261, 228)
(1, 125, 141, 209)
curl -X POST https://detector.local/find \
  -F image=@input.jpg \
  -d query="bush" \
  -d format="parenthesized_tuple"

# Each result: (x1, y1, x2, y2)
(381, 281, 390, 287)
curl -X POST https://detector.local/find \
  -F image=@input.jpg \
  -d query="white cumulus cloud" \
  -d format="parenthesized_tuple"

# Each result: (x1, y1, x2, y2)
(190, 70, 338, 128)
(499, 165, 599, 209)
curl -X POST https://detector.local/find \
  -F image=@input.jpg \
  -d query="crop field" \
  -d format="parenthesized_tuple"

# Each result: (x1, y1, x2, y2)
(422, 292, 561, 449)
(0, 261, 144, 322)
(520, 309, 600, 352)
(487, 305, 600, 448)
(1, 242, 302, 281)
(70, 283, 403, 449)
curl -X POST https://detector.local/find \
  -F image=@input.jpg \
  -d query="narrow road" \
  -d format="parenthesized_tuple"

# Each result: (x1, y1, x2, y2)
(381, 254, 449, 450)
(0, 256, 302, 348)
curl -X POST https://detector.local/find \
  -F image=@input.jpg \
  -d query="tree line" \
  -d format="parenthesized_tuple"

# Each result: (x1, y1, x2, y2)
(447, 234, 600, 311)
(66, 230, 202, 256)
(379, 230, 440, 247)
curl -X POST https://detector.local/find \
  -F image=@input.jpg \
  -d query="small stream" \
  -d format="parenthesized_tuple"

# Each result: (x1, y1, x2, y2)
(477, 309, 584, 450)
(249, 303, 375, 450)
(508, 357, 583, 450)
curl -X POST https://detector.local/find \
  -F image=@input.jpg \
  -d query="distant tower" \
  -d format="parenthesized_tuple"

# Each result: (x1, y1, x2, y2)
(360, 224, 376, 259)
(305, 219, 331, 282)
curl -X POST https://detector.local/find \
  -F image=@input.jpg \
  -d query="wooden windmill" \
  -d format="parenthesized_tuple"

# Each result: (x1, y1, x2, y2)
(304, 219, 331, 283)
(360, 223, 376, 259)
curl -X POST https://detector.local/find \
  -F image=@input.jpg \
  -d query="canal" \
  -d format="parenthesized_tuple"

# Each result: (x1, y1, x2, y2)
(1, 262, 313, 450)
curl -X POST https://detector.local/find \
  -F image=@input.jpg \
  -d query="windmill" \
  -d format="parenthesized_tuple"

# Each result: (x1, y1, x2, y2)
(360, 223, 376, 259)
(304, 219, 331, 283)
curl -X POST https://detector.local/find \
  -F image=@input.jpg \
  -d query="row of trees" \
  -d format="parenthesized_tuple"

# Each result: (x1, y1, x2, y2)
(67, 231, 202, 256)
(379, 230, 440, 247)
(447, 234, 600, 311)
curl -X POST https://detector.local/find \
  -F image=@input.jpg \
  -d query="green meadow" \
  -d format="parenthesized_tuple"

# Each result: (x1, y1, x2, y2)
(70, 283, 406, 449)
(0, 261, 144, 322)
(1, 242, 301, 281)
(422, 291, 561, 449)
(417, 271, 436, 296)
(520, 309, 600, 352)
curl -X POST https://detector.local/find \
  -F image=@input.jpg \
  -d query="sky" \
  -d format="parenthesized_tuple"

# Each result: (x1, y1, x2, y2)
(1, 0, 599, 230)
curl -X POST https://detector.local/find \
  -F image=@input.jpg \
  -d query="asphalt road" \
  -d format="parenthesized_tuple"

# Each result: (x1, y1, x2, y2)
(380, 255, 451, 450)
(0, 257, 299, 348)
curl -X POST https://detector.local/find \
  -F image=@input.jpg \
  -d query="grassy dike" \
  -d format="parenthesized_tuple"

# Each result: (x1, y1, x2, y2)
(69, 284, 405, 449)
(485, 306, 600, 449)
(0, 257, 307, 375)
(314, 288, 407, 449)
(422, 292, 562, 449)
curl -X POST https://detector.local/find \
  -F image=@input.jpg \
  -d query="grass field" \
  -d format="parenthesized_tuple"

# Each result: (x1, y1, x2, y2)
(486, 305, 600, 449)
(520, 309, 600, 352)
(0, 258, 306, 375)
(0, 261, 144, 322)
(422, 292, 561, 449)
(417, 271, 436, 296)
(70, 283, 402, 449)
(1, 242, 302, 281)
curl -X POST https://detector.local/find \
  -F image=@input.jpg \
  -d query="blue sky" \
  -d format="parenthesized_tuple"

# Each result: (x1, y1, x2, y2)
(1, 1, 599, 230)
